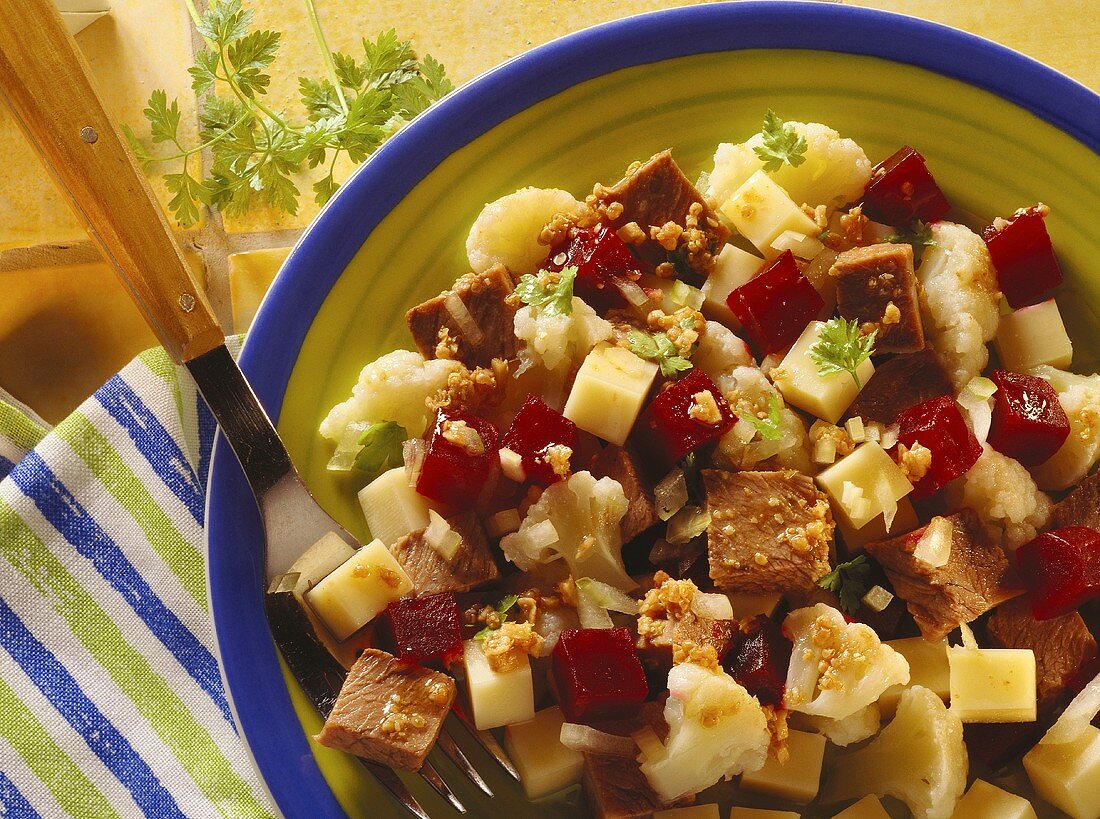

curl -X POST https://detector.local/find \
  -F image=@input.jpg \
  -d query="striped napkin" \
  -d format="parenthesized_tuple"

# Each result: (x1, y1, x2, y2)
(0, 342, 275, 818)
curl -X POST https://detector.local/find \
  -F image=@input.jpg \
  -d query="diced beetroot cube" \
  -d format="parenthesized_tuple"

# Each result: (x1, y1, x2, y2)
(724, 615, 792, 706)
(415, 410, 498, 506)
(987, 370, 1070, 467)
(982, 207, 1063, 308)
(1016, 527, 1100, 620)
(726, 250, 823, 355)
(897, 395, 983, 499)
(552, 628, 648, 724)
(379, 593, 462, 665)
(501, 395, 578, 485)
(635, 369, 735, 472)
(861, 146, 951, 225)
(547, 224, 642, 312)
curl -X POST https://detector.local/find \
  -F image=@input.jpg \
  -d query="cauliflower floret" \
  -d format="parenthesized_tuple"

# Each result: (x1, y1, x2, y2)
(513, 298, 612, 375)
(500, 471, 633, 590)
(466, 187, 582, 276)
(917, 222, 1001, 390)
(1029, 367, 1100, 490)
(783, 604, 909, 720)
(716, 366, 812, 472)
(692, 321, 754, 381)
(798, 702, 881, 747)
(706, 120, 872, 210)
(319, 350, 462, 442)
(945, 444, 1052, 550)
(639, 662, 770, 803)
(823, 686, 967, 819)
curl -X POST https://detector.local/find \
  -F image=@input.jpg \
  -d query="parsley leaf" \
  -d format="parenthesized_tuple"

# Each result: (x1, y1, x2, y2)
(514, 267, 577, 316)
(885, 220, 937, 264)
(627, 329, 693, 378)
(739, 393, 783, 441)
(808, 317, 877, 389)
(352, 421, 407, 480)
(473, 594, 521, 640)
(818, 555, 875, 614)
(753, 109, 808, 173)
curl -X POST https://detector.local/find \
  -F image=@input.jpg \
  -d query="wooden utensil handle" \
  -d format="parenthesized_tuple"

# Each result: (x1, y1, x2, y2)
(0, 0, 224, 364)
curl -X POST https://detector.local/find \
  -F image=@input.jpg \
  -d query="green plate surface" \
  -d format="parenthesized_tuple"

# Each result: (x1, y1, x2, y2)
(275, 49, 1100, 817)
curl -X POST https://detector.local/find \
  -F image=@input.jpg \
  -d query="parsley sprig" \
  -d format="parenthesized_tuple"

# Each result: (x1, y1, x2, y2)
(123, 0, 452, 226)
(514, 267, 577, 317)
(473, 595, 520, 641)
(753, 109, 808, 173)
(627, 329, 693, 378)
(740, 393, 783, 441)
(352, 421, 407, 481)
(808, 318, 877, 389)
(885, 220, 937, 264)
(818, 555, 874, 615)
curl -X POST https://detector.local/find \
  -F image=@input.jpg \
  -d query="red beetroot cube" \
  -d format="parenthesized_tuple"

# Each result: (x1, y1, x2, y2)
(501, 395, 578, 485)
(987, 370, 1070, 467)
(1016, 527, 1100, 620)
(725, 615, 792, 706)
(415, 410, 498, 506)
(861, 146, 951, 226)
(380, 593, 462, 665)
(897, 395, 983, 499)
(547, 224, 642, 312)
(635, 369, 735, 472)
(552, 628, 648, 724)
(726, 250, 823, 355)
(982, 207, 1063, 308)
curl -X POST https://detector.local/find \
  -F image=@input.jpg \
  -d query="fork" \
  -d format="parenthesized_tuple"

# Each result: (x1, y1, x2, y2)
(0, 2, 517, 815)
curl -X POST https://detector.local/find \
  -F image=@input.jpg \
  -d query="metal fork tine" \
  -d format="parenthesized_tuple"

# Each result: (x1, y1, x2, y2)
(420, 760, 467, 813)
(452, 708, 521, 781)
(360, 761, 431, 819)
(436, 728, 493, 797)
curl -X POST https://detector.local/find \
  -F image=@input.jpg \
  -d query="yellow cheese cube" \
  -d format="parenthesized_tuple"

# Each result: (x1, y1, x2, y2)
(772, 321, 874, 424)
(305, 539, 413, 640)
(1024, 723, 1100, 819)
(815, 442, 913, 531)
(720, 171, 821, 260)
(725, 592, 782, 620)
(951, 779, 1037, 819)
(832, 795, 890, 818)
(503, 707, 583, 799)
(739, 728, 826, 802)
(880, 637, 950, 716)
(654, 806, 721, 819)
(948, 646, 1037, 722)
(995, 298, 1073, 372)
(728, 807, 801, 818)
(563, 343, 659, 445)
(836, 497, 918, 556)
(358, 466, 444, 546)
(463, 639, 535, 730)
(701, 244, 764, 326)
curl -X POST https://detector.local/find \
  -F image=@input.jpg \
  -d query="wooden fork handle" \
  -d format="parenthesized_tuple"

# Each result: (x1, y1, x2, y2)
(0, 0, 224, 364)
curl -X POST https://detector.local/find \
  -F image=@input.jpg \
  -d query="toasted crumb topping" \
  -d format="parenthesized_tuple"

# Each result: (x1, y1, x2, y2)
(673, 640, 719, 671)
(434, 327, 459, 359)
(809, 421, 856, 459)
(482, 621, 544, 673)
(440, 419, 485, 455)
(689, 390, 723, 426)
(809, 613, 876, 692)
(881, 301, 901, 326)
(379, 692, 428, 741)
(762, 705, 790, 763)
(540, 443, 573, 480)
(648, 306, 705, 357)
(638, 571, 699, 643)
(556, 576, 579, 608)
(428, 358, 508, 414)
(352, 562, 404, 588)
(617, 221, 647, 245)
(896, 441, 933, 482)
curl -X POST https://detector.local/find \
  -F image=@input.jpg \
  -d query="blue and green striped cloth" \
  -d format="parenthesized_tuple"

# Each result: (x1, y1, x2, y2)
(0, 342, 275, 817)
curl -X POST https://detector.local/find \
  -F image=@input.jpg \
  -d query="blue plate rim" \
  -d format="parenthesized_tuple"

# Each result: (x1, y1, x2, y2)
(206, 3, 1100, 817)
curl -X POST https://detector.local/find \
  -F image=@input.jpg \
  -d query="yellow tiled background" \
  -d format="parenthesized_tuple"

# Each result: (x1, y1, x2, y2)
(1, 0, 1095, 422)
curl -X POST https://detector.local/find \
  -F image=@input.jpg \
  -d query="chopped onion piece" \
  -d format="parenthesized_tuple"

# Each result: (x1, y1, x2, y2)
(813, 437, 838, 465)
(613, 277, 649, 307)
(654, 468, 689, 521)
(525, 519, 559, 552)
(425, 509, 462, 560)
(769, 229, 825, 260)
(576, 590, 614, 629)
(498, 447, 526, 483)
(912, 516, 953, 568)
(667, 505, 711, 545)
(402, 437, 427, 487)
(576, 577, 638, 615)
(957, 387, 993, 445)
(968, 376, 998, 400)
(444, 291, 484, 346)
(487, 508, 522, 538)
(670, 279, 705, 310)
(845, 416, 866, 443)
(560, 723, 636, 757)
(733, 417, 758, 445)
(1043, 669, 1100, 746)
(326, 421, 371, 472)
(861, 585, 894, 613)
(632, 726, 663, 762)
(691, 591, 734, 621)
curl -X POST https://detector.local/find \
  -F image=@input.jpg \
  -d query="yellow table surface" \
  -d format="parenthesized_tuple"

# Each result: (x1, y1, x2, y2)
(0, 0, 1096, 421)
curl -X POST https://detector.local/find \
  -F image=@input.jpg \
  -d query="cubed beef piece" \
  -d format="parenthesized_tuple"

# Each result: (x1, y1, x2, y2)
(702, 469, 834, 594)
(832, 243, 924, 353)
(388, 511, 499, 594)
(406, 264, 517, 368)
(1051, 470, 1100, 530)
(846, 347, 953, 424)
(593, 150, 729, 277)
(590, 445, 660, 544)
(314, 648, 455, 770)
(583, 701, 693, 819)
(866, 510, 1021, 640)
(987, 596, 1097, 707)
